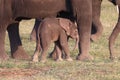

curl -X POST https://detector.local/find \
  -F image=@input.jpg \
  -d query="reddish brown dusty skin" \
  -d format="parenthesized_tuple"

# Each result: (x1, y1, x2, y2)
(12, 46, 30, 60)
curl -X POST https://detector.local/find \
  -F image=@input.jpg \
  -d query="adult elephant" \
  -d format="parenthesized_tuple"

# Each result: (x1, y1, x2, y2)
(0, 0, 93, 60)
(109, 0, 120, 59)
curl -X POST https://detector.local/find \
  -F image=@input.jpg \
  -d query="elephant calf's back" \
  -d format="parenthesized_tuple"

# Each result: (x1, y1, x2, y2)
(40, 18, 62, 42)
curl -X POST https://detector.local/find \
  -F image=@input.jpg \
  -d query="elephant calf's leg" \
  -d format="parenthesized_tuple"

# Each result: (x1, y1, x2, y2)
(40, 40, 50, 62)
(40, 48, 48, 63)
(60, 43, 72, 61)
(49, 47, 58, 60)
(7, 23, 30, 60)
(55, 43, 63, 61)
(33, 44, 41, 62)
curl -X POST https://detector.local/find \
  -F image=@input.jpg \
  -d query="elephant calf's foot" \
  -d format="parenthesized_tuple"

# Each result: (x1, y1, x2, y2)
(12, 46, 30, 60)
(40, 59, 46, 63)
(76, 54, 94, 61)
(32, 58, 39, 62)
(48, 52, 57, 60)
(56, 58, 63, 62)
(32, 56, 39, 62)
(66, 57, 73, 61)
(0, 52, 9, 60)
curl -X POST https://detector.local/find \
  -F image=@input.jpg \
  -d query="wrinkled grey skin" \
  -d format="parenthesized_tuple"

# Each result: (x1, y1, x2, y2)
(109, 0, 120, 59)
(32, 18, 79, 62)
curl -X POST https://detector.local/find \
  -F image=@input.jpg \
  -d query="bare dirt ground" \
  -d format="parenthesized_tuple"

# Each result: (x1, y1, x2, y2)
(0, 67, 50, 80)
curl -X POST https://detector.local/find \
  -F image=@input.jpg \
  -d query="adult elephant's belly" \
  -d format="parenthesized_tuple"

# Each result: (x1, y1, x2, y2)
(27, 11, 59, 18)
(13, 0, 67, 19)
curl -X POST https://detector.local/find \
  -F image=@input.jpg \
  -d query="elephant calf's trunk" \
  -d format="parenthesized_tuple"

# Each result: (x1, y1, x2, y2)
(73, 35, 79, 51)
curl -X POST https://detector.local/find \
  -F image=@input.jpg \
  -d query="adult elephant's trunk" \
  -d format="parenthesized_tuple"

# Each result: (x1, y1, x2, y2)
(73, 35, 79, 51)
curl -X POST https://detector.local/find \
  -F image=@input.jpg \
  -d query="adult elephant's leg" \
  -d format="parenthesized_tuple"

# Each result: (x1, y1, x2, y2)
(91, 0, 103, 42)
(30, 19, 41, 41)
(72, 0, 93, 61)
(109, 6, 120, 59)
(91, 20, 103, 42)
(0, 25, 9, 60)
(7, 23, 30, 60)
(109, 21, 120, 59)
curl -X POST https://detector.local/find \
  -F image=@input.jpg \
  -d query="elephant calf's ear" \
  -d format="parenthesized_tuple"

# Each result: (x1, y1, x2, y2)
(58, 18, 70, 35)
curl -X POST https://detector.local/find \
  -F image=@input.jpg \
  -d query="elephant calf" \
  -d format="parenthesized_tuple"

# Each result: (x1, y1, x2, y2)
(32, 18, 79, 62)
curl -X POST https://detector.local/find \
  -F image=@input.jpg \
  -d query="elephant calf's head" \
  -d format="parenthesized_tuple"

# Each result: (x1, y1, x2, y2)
(58, 18, 78, 39)
(58, 18, 79, 50)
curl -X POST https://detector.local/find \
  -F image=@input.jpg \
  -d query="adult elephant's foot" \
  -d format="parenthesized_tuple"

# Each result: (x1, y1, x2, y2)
(76, 54, 94, 61)
(91, 34, 100, 42)
(12, 46, 30, 60)
(0, 52, 9, 60)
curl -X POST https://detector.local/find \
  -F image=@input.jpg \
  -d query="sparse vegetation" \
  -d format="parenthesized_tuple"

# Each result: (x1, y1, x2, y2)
(1, 0, 120, 80)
